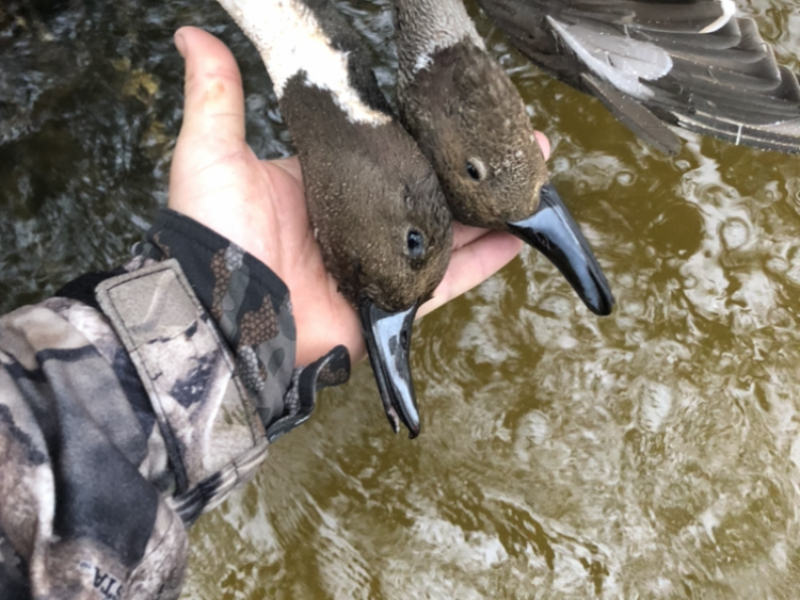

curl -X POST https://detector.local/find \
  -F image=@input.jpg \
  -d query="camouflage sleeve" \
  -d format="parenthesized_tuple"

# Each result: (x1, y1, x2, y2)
(0, 209, 350, 600)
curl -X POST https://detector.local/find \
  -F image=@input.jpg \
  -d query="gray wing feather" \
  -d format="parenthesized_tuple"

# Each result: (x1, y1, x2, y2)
(478, 0, 800, 153)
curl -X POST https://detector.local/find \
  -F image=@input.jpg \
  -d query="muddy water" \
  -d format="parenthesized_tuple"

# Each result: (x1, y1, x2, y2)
(2, 0, 800, 598)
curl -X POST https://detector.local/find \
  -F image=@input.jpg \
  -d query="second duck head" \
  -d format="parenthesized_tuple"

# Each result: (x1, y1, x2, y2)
(394, 0, 614, 316)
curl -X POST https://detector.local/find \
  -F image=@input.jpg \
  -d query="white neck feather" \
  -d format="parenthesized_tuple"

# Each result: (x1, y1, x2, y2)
(394, 0, 485, 87)
(215, 0, 390, 125)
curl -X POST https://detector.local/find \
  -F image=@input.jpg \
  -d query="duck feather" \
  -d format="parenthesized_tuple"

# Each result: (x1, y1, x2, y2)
(477, 0, 800, 153)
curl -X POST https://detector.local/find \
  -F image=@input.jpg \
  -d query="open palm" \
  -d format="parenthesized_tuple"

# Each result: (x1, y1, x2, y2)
(168, 27, 542, 366)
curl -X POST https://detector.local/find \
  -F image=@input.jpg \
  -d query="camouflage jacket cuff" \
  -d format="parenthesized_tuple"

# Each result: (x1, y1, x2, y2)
(136, 208, 300, 429)
(95, 210, 351, 512)
(137, 210, 351, 436)
(56, 207, 353, 434)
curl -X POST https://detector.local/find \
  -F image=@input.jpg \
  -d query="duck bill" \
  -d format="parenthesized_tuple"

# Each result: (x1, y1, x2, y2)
(359, 301, 421, 438)
(507, 183, 615, 316)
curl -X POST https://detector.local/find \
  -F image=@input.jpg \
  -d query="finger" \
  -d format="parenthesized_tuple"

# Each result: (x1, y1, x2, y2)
(535, 130, 551, 160)
(175, 26, 246, 143)
(419, 231, 523, 318)
(452, 223, 492, 250)
(269, 156, 304, 184)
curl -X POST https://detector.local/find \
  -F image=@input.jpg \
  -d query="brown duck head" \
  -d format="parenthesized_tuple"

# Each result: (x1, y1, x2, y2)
(287, 97, 453, 438)
(395, 1, 614, 315)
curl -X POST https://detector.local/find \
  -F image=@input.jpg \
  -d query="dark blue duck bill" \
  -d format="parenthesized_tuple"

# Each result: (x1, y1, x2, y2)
(359, 301, 421, 438)
(507, 183, 615, 316)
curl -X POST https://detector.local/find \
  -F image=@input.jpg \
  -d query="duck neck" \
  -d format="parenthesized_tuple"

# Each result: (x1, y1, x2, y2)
(393, 0, 485, 90)
(215, 0, 391, 126)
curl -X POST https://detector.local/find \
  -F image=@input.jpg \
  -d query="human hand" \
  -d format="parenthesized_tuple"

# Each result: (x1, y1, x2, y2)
(168, 26, 550, 366)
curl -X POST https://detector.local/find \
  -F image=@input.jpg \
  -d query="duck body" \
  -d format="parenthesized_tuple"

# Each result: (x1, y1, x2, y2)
(214, 0, 454, 436)
(393, 0, 615, 316)
(476, 0, 800, 153)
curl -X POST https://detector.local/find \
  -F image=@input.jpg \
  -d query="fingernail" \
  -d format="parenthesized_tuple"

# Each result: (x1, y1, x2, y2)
(174, 31, 187, 58)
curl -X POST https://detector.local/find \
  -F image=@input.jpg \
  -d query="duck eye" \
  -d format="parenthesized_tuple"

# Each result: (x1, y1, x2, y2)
(465, 159, 484, 181)
(406, 229, 424, 259)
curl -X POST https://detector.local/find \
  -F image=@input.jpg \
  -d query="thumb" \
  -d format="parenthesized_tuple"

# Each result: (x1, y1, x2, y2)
(174, 26, 246, 144)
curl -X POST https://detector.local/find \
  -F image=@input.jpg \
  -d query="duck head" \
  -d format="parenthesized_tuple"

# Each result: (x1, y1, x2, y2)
(281, 79, 453, 437)
(397, 37, 614, 316)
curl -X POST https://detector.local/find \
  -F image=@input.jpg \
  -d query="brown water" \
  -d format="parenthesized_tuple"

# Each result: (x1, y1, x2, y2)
(2, 0, 800, 598)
